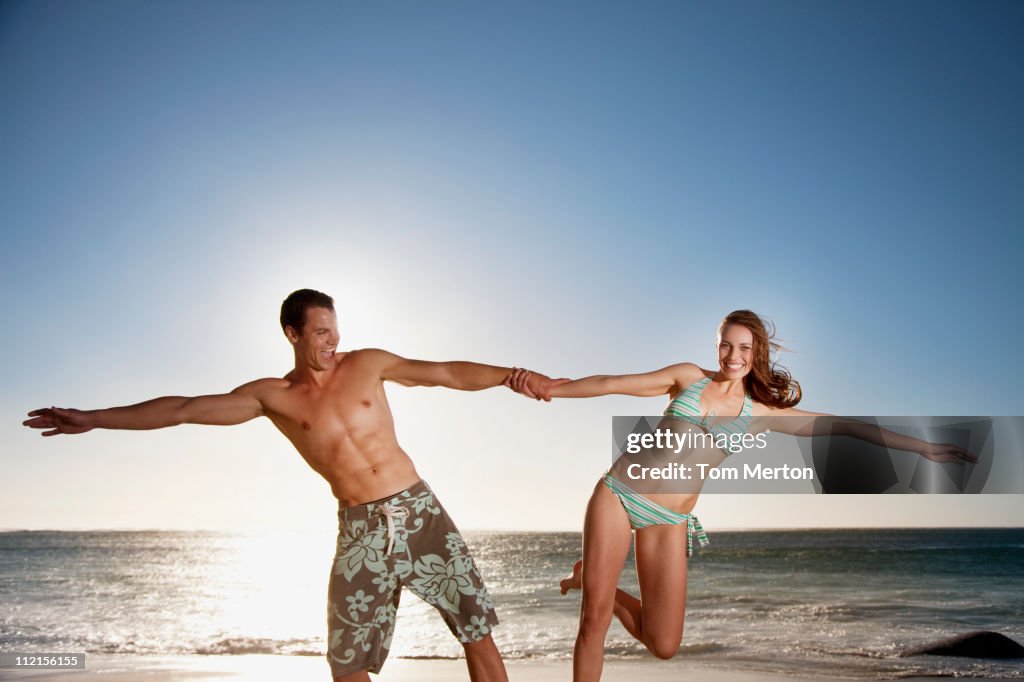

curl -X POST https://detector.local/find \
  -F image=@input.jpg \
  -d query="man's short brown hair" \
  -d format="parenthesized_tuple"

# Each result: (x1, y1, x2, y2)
(280, 289, 335, 333)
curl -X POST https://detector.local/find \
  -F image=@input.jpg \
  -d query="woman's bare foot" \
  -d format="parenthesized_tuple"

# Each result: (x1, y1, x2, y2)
(559, 559, 583, 595)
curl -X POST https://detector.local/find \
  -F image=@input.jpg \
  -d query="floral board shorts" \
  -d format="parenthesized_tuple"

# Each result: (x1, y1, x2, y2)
(327, 479, 499, 677)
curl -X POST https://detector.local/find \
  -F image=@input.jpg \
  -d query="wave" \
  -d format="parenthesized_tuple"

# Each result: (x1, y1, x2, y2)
(601, 641, 727, 659)
(193, 638, 322, 656)
(85, 638, 323, 657)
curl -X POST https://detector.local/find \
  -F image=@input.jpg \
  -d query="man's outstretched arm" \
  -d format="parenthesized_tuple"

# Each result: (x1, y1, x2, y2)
(23, 381, 267, 436)
(373, 349, 562, 399)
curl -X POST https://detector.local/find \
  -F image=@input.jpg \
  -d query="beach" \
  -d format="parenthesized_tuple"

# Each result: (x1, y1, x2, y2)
(0, 654, 983, 681)
(2, 529, 1022, 680)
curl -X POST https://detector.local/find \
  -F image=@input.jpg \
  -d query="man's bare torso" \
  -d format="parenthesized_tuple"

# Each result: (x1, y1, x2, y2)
(252, 349, 420, 506)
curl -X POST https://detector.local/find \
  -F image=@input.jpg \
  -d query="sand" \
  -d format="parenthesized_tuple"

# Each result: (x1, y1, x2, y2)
(0, 654, 971, 681)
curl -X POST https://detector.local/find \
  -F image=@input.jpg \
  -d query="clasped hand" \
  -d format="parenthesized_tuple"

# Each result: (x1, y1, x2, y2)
(503, 368, 569, 401)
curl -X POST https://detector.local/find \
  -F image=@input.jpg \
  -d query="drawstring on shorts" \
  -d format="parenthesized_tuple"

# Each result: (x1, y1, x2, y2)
(378, 503, 409, 556)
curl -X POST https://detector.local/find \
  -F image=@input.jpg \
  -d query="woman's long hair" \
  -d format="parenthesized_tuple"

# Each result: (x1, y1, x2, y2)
(720, 310, 801, 409)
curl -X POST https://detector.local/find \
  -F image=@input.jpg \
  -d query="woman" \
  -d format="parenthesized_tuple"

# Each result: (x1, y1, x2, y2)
(508, 310, 975, 682)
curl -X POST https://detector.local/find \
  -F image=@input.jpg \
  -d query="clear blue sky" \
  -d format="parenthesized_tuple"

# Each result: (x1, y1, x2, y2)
(2, 1, 1022, 531)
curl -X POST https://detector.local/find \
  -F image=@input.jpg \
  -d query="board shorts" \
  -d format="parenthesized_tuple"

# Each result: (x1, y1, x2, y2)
(327, 479, 499, 677)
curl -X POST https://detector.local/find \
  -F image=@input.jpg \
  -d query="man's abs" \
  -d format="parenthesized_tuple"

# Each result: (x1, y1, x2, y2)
(327, 450, 422, 506)
(284, 433, 422, 505)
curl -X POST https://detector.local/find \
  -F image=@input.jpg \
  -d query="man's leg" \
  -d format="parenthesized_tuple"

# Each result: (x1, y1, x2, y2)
(327, 500, 402, 680)
(463, 634, 508, 682)
(400, 482, 505, 681)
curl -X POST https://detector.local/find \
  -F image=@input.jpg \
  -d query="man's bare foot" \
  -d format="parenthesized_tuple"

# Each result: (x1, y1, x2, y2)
(559, 559, 583, 595)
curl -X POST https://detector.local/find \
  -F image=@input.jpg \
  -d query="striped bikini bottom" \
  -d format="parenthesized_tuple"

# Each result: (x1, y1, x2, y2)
(602, 473, 710, 557)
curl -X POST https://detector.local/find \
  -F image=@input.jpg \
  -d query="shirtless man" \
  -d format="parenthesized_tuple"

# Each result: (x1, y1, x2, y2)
(22, 288, 561, 682)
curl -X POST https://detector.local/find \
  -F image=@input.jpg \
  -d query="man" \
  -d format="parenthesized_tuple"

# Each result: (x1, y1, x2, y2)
(23, 288, 561, 682)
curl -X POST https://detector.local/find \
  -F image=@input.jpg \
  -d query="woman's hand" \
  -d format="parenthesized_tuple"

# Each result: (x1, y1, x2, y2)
(504, 368, 570, 401)
(918, 442, 978, 464)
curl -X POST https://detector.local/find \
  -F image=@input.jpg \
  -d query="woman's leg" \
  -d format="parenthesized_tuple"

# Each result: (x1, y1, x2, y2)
(626, 523, 689, 659)
(565, 522, 690, 660)
(572, 480, 633, 682)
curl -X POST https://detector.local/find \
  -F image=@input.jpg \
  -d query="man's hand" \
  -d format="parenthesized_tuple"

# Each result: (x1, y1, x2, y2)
(503, 368, 570, 401)
(23, 407, 94, 437)
(919, 442, 978, 464)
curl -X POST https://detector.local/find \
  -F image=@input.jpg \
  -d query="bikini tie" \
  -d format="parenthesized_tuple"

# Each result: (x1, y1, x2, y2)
(377, 503, 409, 556)
(686, 514, 710, 558)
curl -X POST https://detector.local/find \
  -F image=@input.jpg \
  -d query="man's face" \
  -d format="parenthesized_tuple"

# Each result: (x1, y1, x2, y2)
(291, 306, 340, 370)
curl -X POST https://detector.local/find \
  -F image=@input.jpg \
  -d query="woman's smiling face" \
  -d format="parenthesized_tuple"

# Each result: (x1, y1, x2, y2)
(717, 323, 754, 379)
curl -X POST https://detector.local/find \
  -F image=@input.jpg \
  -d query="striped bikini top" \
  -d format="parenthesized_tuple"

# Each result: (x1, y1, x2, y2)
(664, 376, 753, 441)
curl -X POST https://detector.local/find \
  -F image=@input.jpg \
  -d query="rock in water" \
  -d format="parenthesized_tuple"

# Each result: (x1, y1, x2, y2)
(902, 631, 1024, 659)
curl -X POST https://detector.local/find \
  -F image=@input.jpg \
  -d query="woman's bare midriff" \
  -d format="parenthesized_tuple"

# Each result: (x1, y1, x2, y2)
(607, 419, 729, 515)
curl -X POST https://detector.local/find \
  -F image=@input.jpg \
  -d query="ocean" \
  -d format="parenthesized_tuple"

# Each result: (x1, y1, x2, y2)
(1, 528, 1021, 679)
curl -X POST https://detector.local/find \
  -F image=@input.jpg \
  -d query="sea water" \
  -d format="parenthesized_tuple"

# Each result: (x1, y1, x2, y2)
(1, 529, 1022, 678)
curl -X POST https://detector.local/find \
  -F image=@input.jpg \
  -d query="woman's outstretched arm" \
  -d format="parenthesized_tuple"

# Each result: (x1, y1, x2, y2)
(764, 406, 977, 464)
(509, 363, 703, 400)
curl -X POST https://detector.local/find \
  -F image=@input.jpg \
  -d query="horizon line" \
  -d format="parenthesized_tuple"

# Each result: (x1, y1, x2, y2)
(3, 525, 1022, 534)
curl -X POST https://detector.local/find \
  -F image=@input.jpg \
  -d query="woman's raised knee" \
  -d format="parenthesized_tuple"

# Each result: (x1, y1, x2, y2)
(647, 633, 682, 660)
